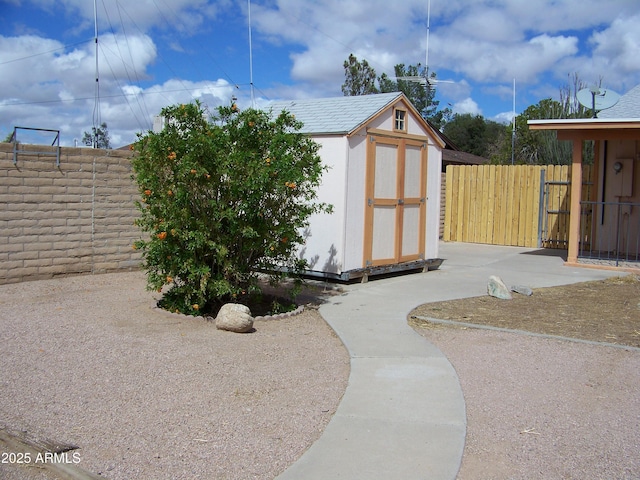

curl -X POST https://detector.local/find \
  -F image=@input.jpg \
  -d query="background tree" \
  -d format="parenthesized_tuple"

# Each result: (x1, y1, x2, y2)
(442, 113, 504, 158)
(131, 101, 331, 316)
(341, 54, 379, 96)
(492, 74, 596, 164)
(378, 63, 452, 128)
(342, 55, 451, 129)
(83, 122, 111, 149)
(559, 72, 594, 119)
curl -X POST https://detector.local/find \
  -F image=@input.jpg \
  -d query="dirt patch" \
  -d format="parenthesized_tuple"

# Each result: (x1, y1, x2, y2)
(410, 275, 640, 348)
(409, 274, 640, 480)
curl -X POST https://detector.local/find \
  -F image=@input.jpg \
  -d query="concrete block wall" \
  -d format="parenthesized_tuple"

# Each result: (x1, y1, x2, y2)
(0, 143, 143, 285)
(440, 171, 446, 239)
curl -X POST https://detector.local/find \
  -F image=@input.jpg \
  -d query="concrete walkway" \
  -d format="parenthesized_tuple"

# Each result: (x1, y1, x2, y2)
(276, 242, 624, 480)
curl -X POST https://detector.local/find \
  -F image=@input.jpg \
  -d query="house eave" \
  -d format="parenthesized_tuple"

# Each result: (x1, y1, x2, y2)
(528, 118, 640, 141)
(306, 131, 350, 137)
(528, 118, 640, 130)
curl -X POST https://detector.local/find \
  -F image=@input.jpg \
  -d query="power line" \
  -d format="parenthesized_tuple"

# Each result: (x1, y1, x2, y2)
(0, 39, 91, 65)
(152, 0, 240, 98)
(110, 0, 205, 106)
(97, 43, 148, 131)
(99, 0, 151, 131)
(1, 83, 250, 107)
(114, 1, 153, 124)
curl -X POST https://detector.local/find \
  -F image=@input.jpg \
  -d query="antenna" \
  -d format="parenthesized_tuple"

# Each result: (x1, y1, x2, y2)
(93, 0, 101, 148)
(425, 0, 430, 74)
(576, 87, 620, 118)
(394, 0, 455, 89)
(248, 0, 255, 108)
(511, 78, 516, 165)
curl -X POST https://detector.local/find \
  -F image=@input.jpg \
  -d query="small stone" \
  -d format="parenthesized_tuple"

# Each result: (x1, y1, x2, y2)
(511, 285, 533, 296)
(215, 303, 254, 333)
(487, 275, 512, 300)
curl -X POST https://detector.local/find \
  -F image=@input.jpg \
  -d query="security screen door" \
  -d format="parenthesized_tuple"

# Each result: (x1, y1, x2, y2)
(364, 135, 427, 267)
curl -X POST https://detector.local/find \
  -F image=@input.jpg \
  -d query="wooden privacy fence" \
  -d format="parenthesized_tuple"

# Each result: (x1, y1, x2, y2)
(444, 164, 593, 248)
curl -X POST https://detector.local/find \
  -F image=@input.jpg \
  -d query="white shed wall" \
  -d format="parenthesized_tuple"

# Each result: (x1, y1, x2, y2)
(299, 135, 349, 274)
(343, 131, 369, 271)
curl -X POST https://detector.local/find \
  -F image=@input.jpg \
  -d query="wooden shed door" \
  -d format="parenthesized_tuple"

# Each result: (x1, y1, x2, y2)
(364, 135, 427, 267)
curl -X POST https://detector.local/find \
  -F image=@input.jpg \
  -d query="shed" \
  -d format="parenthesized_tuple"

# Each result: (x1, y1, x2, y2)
(529, 85, 640, 270)
(269, 92, 445, 281)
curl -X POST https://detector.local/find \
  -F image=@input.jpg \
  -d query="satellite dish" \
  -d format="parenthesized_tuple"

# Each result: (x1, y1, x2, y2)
(577, 87, 620, 118)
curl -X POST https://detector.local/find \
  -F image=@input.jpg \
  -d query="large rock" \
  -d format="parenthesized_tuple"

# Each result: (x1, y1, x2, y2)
(511, 285, 533, 296)
(215, 303, 254, 333)
(487, 275, 512, 300)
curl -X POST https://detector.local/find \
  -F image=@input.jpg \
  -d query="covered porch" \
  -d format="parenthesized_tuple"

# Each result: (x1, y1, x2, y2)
(528, 118, 640, 271)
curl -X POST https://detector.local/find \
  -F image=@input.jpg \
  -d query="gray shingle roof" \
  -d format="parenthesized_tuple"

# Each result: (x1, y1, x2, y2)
(598, 84, 640, 119)
(267, 92, 403, 135)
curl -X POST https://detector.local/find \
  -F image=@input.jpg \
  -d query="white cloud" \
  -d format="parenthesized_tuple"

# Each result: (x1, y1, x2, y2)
(48, 0, 230, 35)
(589, 13, 640, 84)
(251, 0, 432, 90)
(3, 0, 243, 143)
(430, 32, 579, 84)
(447, 7, 522, 43)
(0, 26, 234, 146)
(452, 97, 481, 115)
(494, 111, 516, 124)
(3, 0, 640, 146)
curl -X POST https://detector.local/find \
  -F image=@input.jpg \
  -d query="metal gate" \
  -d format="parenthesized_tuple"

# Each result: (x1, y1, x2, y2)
(540, 165, 594, 249)
(540, 171, 570, 248)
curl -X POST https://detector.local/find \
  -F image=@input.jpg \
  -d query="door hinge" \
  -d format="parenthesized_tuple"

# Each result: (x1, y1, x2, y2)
(368, 198, 373, 206)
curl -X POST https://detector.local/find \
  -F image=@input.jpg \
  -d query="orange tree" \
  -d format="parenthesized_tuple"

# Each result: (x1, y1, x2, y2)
(131, 101, 331, 316)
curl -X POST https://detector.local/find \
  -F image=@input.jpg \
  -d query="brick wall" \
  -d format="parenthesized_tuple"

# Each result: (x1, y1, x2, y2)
(0, 143, 142, 284)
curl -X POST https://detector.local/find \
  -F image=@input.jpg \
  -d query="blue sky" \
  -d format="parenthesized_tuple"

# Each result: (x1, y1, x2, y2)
(1, 0, 639, 147)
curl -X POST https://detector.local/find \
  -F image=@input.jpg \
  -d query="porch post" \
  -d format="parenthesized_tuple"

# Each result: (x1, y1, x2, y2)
(567, 138, 583, 264)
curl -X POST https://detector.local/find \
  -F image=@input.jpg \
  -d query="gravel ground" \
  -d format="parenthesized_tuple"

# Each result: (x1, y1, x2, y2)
(415, 325, 640, 479)
(0, 272, 349, 480)
(5, 270, 640, 480)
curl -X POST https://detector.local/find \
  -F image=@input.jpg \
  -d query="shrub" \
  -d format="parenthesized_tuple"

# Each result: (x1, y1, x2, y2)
(131, 101, 331, 315)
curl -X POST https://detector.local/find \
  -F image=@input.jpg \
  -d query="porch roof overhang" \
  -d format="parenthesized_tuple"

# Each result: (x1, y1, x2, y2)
(528, 117, 640, 270)
(528, 118, 640, 141)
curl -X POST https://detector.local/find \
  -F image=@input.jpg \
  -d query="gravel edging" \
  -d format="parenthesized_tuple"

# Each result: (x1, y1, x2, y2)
(413, 315, 640, 351)
(254, 305, 305, 322)
(149, 301, 306, 323)
(0, 272, 349, 480)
